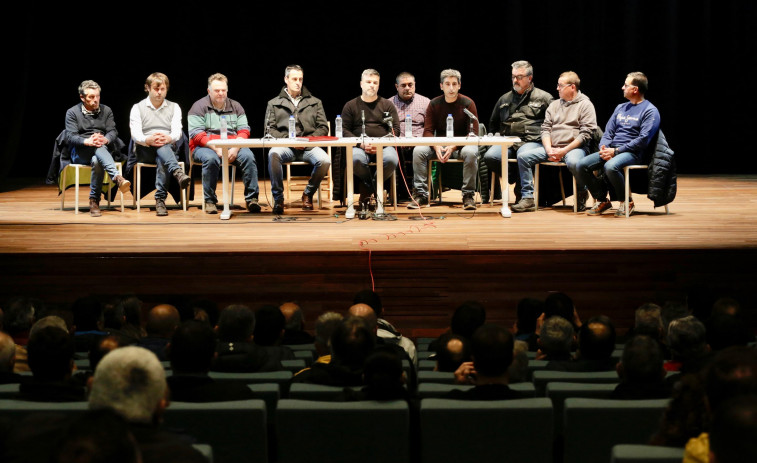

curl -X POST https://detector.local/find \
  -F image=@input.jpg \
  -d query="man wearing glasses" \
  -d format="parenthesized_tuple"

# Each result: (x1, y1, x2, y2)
(483, 60, 553, 203)
(510, 71, 599, 212)
(575, 72, 660, 217)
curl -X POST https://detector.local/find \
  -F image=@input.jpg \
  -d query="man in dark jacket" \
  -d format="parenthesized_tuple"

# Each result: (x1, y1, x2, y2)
(265, 65, 330, 214)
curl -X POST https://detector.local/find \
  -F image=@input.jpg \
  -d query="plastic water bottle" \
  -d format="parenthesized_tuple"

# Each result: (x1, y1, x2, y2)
(288, 115, 296, 138)
(220, 115, 228, 139)
(446, 114, 454, 138)
(405, 114, 413, 137)
(335, 115, 343, 138)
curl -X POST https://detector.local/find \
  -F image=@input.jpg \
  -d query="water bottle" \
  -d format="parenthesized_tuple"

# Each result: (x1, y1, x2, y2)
(335, 115, 343, 138)
(446, 114, 454, 138)
(220, 115, 228, 139)
(288, 115, 296, 138)
(405, 114, 413, 137)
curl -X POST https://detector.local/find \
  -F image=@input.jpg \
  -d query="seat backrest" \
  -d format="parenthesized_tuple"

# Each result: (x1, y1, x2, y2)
(417, 370, 456, 384)
(276, 399, 410, 463)
(563, 398, 669, 463)
(246, 383, 280, 423)
(417, 382, 536, 399)
(545, 382, 618, 435)
(0, 399, 89, 420)
(532, 370, 619, 396)
(420, 398, 553, 463)
(287, 383, 345, 401)
(280, 359, 306, 373)
(164, 399, 267, 463)
(610, 444, 684, 463)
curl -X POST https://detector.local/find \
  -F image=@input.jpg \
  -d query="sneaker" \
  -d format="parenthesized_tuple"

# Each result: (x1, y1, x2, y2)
(113, 175, 131, 194)
(511, 197, 536, 213)
(173, 170, 191, 189)
(155, 198, 168, 216)
(407, 194, 428, 209)
(587, 199, 612, 216)
(204, 201, 218, 214)
(615, 201, 635, 217)
(89, 198, 101, 217)
(272, 199, 284, 215)
(576, 189, 589, 213)
(462, 194, 477, 211)
(246, 198, 261, 213)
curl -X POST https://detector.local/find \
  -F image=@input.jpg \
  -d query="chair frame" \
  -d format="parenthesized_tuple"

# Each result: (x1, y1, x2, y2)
(188, 154, 236, 212)
(624, 165, 670, 218)
(284, 121, 334, 209)
(134, 161, 187, 212)
(60, 162, 125, 214)
(427, 159, 483, 206)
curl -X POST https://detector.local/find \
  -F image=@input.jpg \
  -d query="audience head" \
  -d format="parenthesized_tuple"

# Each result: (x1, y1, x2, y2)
(89, 335, 124, 371)
(169, 320, 216, 374)
(435, 332, 471, 373)
(191, 298, 219, 328)
(352, 289, 383, 318)
(508, 340, 530, 383)
(29, 315, 69, 338)
(89, 346, 167, 424)
(471, 324, 514, 378)
(0, 331, 16, 373)
(4, 296, 41, 337)
(516, 297, 543, 334)
(253, 304, 286, 346)
(703, 346, 757, 413)
(710, 395, 757, 463)
(216, 304, 255, 343)
(52, 408, 141, 463)
(667, 315, 708, 362)
(118, 295, 144, 327)
(539, 316, 574, 357)
(634, 303, 664, 339)
(711, 297, 741, 317)
(280, 302, 304, 331)
(27, 326, 75, 381)
(347, 303, 378, 333)
(314, 312, 343, 357)
(72, 296, 104, 332)
(707, 312, 753, 351)
(626, 71, 649, 95)
(450, 301, 486, 339)
(618, 335, 665, 383)
(544, 292, 575, 326)
(577, 315, 616, 361)
(331, 316, 375, 369)
(101, 303, 125, 331)
(145, 304, 180, 339)
(362, 346, 405, 398)
(661, 300, 690, 336)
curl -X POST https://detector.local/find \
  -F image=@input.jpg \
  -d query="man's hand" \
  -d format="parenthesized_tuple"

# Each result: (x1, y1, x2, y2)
(146, 133, 171, 147)
(453, 361, 477, 385)
(361, 142, 377, 155)
(547, 146, 566, 162)
(84, 133, 108, 147)
(227, 147, 239, 163)
(599, 144, 615, 161)
(435, 146, 454, 163)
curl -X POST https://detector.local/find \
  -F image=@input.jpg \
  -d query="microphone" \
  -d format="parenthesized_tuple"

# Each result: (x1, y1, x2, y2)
(361, 110, 366, 136)
(463, 108, 478, 121)
(263, 106, 274, 138)
(382, 112, 393, 130)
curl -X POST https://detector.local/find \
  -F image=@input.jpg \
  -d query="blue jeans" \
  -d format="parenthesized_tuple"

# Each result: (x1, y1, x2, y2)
(575, 150, 642, 201)
(192, 147, 259, 204)
(516, 143, 587, 198)
(135, 144, 182, 201)
(412, 145, 479, 197)
(353, 146, 399, 193)
(71, 146, 120, 200)
(483, 143, 522, 189)
(268, 147, 330, 202)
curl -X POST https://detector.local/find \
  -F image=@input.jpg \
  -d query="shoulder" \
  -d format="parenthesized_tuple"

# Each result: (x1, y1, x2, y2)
(227, 98, 246, 113)
(415, 93, 431, 104)
(188, 97, 210, 113)
(458, 94, 476, 107)
(531, 87, 553, 101)
(65, 104, 81, 116)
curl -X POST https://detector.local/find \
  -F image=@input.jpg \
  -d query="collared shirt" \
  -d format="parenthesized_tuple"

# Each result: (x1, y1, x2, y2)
(389, 93, 430, 137)
(285, 89, 302, 108)
(129, 97, 183, 145)
(81, 105, 101, 116)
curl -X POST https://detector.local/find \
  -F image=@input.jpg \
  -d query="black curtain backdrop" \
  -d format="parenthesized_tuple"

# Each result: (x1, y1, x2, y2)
(2, 0, 755, 186)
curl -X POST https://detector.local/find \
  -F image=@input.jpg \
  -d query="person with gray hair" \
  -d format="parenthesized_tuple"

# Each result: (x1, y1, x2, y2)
(65, 80, 131, 217)
(537, 315, 574, 363)
(665, 315, 710, 378)
(483, 60, 553, 205)
(409, 68, 480, 210)
(313, 311, 343, 361)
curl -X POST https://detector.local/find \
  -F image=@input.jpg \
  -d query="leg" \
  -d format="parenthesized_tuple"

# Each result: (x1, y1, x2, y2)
(193, 147, 221, 204)
(575, 151, 608, 201)
(603, 151, 642, 201)
(564, 148, 589, 212)
(454, 145, 479, 196)
(380, 146, 399, 183)
(516, 142, 547, 199)
(234, 147, 259, 203)
(411, 145, 435, 197)
(352, 147, 373, 193)
(154, 144, 181, 201)
(268, 147, 295, 203)
(483, 144, 501, 191)
(302, 147, 331, 198)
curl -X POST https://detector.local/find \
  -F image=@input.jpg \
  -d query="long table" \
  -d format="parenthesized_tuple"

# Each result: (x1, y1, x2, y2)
(207, 135, 520, 220)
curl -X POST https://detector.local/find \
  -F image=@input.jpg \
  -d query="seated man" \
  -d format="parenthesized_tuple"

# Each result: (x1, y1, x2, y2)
(611, 335, 670, 399)
(279, 302, 315, 345)
(409, 69, 480, 210)
(576, 71, 660, 217)
(65, 80, 131, 217)
(136, 304, 180, 362)
(434, 333, 471, 373)
(211, 304, 278, 372)
(538, 316, 575, 364)
(252, 305, 295, 363)
(188, 73, 261, 214)
(560, 315, 617, 372)
(129, 72, 190, 216)
(265, 65, 330, 214)
(341, 69, 400, 208)
(18, 325, 86, 402)
(511, 71, 598, 212)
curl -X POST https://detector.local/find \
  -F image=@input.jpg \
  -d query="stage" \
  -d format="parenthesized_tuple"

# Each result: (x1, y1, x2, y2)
(1, 175, 756, 336)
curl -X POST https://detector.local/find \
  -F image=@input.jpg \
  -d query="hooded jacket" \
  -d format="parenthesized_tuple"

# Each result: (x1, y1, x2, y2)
(264, 86, 329, 139)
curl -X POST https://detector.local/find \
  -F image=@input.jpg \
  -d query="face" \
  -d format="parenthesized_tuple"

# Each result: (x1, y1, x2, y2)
(207, 79, 228, 107)
(511, 68, 532, 94)
(80, 88, 100, 112)
(557, 78, 576, 101)
(285, 70, 303, 97)
(395, 76, 416, 101)
(622, 78, 638, 100)
(148, 81, 168, 106)
(360, 74, 380, 99)
(440, 76, 460, 100)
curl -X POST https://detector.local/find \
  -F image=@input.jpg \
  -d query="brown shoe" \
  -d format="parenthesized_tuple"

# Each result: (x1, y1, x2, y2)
(301, 193, 314, 211)
(173, 170, 191, 189)
(113, 175, 131, 194)
(89, 198, 102, 217)
(155, 198, 168, 216)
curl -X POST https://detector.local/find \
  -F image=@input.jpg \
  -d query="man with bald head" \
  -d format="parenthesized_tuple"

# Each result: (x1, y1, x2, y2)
(280, 302, 314, 345)
(136, 304, 180, 361)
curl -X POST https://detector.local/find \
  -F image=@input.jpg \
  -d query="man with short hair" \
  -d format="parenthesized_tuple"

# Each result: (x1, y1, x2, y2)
(409, 69, 480, 210)
(511, 71, 598, 212)
(538, 316, 574, 363)
(65, 80, 131, 217)
(665, 315, 710, 380)
(483, 61, 553, 203)
(341, 69, 400, 208)
(611, 335, 670, 399)
(129, 72, 190, 216)
(576, 71, 660, 217)
(18, 326, 85, 402)
(212, 304, 277, 372)
(188, 73, 261, 214)
(137, 304, 180, 361)
(265, 65, 330, 214)
(313, 312, 343, 362)
(389, 71, 430, 198)
(353, 289, 417, 365)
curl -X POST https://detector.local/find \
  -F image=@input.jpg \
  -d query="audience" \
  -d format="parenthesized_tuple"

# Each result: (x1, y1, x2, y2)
(428, 300, 487, 353)
(313, 311, 344, 363)
(279, 302, 315, 345)
(18, 325, 85, 402)
(51, 409, 142, 463)
(137, 304, 181, 361)
(513, 297, 543, 352)
(252, 305, 295, 362)
(665, 315, 711, 384)
(0, 331, 20, 384)
(4, 296, 41, 372)
(212, 304, 278, 372)
(434, 332, 471, 373)
(538, 315, 574, 363)
(71, 296, 107, 353)
(611, 335, 670, 399)
(709, 395, 757, 463)
(559, 315, 617, 372)
(508, 340, 530, 384)
(353, 289, 417, 365)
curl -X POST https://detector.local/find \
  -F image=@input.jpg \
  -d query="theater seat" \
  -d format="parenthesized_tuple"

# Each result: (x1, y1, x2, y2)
(532, 370, 619, 396)
(611, 444, 684, 463)
(417, 382, 536, 399)
(545, 382, 617, 435)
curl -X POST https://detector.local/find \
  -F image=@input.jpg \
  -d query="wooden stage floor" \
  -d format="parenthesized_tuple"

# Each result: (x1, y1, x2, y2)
(2, 175, 756, 334)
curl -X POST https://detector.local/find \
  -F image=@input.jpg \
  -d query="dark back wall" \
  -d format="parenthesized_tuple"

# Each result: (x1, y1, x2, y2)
(2, 1, 754, 184)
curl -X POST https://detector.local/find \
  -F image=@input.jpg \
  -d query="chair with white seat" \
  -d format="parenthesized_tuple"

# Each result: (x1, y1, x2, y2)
(284, 121, 333, 209)
(623, 164, 670, 218)
(59, 162, 125, 214)
(134, 161, 187, 212)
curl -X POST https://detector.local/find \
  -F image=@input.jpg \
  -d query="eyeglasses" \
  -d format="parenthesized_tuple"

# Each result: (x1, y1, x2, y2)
(557, 83, 574, 89)
(511, 74, 529, 81)
(622, 83, 638, 89)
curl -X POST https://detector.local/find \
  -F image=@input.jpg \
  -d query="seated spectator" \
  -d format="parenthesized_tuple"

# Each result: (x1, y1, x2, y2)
(344, 346, 410, 401)
(212, 304, 278, 372)
(279, 302, 315, 345)
(428, 300, 487, 352)
(0, 331, 21, 384)
(711, 297, 741, 317)
(629, 303, 671, 358)
(538, 316, 574, 363)
(18, 325, 86, 402)
(706, 312, 754, 352)
(555, 315, 616, 372)
(446, 324, 522, 400)
(544, 291, 582, 329)
(353, 289, 417, 365)
(665, 315, 711, 384)
(661, 300, 690, 338)
(313, 312, 343, 364)
(52, 408, 142, 463)
(88, 335, 126, 372)
(513, 297, 543, 352)
(102, 296, 143, 345)
(291, 316, 375, 387)
(190, 298, 219, 328)
(611, 335, 670, 399)
(435, 333, 471, 373)
(253, 305, 295, 362)
(71, 296, 107, 353)
(88, 346, 207, 463)
(167, 320, 255, 402)
(4, 296, 42, 372)
(709, 395, 757, 463)
(508, 340, 530, 384)
(137, 304, 180, 361)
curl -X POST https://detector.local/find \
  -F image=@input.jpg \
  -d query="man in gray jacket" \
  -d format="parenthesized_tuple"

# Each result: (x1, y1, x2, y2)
(511, 71, 598, 212)
(265, 65, 330, 214)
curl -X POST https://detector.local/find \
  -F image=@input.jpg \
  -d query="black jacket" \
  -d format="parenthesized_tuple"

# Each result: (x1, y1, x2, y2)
(646, 130, 676, 207)
(264, 86, 329, 138)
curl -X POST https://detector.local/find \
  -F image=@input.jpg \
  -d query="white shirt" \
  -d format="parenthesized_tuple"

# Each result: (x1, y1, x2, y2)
(129, 97, 182, 145)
